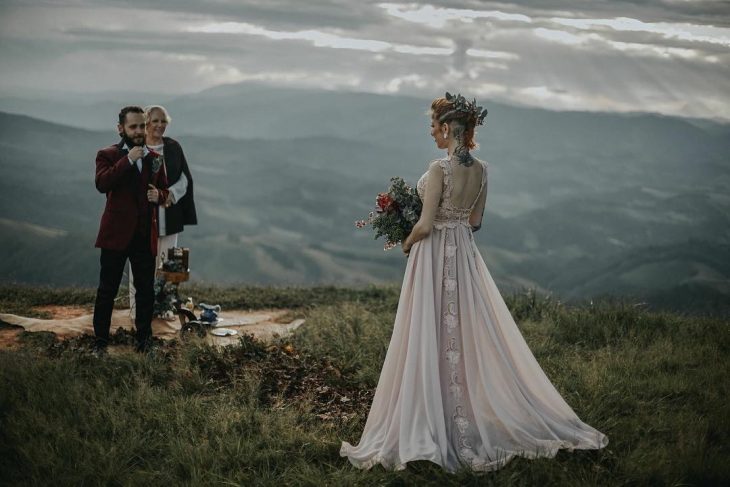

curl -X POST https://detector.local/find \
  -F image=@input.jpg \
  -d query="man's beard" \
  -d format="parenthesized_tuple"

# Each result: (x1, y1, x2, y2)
(120, 131, 145, 148)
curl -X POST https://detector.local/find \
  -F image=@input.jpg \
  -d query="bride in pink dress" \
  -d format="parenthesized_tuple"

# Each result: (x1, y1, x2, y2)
(340, 93, 608, 472)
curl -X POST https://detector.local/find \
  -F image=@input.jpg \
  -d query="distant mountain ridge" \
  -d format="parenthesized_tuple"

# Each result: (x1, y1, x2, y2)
(0, 84, 728, 315)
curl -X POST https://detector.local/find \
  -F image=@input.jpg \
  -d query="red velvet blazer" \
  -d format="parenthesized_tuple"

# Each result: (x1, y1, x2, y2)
(94, 142, 167, 252)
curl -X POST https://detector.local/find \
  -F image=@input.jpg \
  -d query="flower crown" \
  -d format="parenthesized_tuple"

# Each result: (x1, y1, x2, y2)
(438, 92, 488, 126)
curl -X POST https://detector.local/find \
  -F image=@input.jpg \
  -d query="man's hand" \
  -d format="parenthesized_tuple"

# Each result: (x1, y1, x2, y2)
(147, 184, 160, 203)
(128, 146, 144, 162)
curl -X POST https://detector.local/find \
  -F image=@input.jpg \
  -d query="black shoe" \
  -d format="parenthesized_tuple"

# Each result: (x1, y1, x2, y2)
(134, 339, 157, 354)
(91, 344, 108, 358)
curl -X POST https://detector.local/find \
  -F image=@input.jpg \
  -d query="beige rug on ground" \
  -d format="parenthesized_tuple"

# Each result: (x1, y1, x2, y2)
(0, 308, 304, 347)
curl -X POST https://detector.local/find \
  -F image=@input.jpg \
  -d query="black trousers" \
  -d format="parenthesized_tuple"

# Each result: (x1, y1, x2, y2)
(92, 231, 155, 347)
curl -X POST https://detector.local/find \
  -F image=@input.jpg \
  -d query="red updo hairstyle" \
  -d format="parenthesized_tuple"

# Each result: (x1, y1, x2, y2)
(431, 97, 478, 150)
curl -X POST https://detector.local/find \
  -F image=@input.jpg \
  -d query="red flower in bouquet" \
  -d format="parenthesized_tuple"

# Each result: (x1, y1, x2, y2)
(376, 192, 397, 213)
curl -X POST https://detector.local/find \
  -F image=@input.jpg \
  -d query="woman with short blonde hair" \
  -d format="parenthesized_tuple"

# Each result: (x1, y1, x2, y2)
(129, 105, 197, 317)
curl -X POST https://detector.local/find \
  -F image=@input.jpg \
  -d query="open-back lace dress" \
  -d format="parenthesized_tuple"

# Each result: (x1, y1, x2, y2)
(340, 158, 608, 472)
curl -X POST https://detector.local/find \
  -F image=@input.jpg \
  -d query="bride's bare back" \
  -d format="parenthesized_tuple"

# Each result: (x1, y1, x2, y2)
(414, 157, 488, 239)
(449, 161, 484, 209)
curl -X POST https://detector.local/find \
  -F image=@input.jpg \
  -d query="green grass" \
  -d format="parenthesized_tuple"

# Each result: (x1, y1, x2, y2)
(0, 285, 728, 486)
(0, 283, 399, 318)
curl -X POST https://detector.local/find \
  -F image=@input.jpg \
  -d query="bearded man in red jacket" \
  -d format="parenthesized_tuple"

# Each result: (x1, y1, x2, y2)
(92, 106, 169, 356)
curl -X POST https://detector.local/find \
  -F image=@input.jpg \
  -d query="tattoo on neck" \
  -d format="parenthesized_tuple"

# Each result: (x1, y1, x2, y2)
(451, 127, 474, 167)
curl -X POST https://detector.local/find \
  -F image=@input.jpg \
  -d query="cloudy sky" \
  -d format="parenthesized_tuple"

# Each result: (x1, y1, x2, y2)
(1, 0, 729, 120)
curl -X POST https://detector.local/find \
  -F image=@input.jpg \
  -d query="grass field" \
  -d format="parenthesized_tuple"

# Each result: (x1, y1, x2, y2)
(0, 284, 728, 486)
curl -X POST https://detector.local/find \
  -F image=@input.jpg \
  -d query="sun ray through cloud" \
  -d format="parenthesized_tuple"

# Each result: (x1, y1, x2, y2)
(0, 0, 727, 120)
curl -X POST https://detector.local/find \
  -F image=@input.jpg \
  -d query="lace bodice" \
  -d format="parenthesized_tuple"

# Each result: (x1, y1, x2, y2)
(417, 157, 488, 228)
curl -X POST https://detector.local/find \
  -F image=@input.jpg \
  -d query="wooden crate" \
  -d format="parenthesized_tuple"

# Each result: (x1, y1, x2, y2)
(158, 270, 190, 284)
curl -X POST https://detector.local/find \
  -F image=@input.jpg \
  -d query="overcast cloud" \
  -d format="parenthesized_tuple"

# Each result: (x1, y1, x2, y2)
(1, 0, 729, 120)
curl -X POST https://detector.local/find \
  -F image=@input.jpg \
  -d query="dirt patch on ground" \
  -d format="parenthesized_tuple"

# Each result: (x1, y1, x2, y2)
(0, 328, 23, 350)
(31, 305, 91, 319)
(0, 306, 304, 348)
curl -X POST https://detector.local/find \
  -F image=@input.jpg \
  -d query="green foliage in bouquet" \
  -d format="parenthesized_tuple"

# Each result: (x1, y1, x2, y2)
(153, 277, 177, 317)
(356, 177, 422, 250)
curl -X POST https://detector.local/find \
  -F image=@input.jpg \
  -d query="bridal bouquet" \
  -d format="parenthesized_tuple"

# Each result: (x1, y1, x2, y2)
(356, 177, 422, 250)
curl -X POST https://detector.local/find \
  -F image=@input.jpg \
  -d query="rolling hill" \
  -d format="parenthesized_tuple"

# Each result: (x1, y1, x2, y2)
(0, 84, 728, 314)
